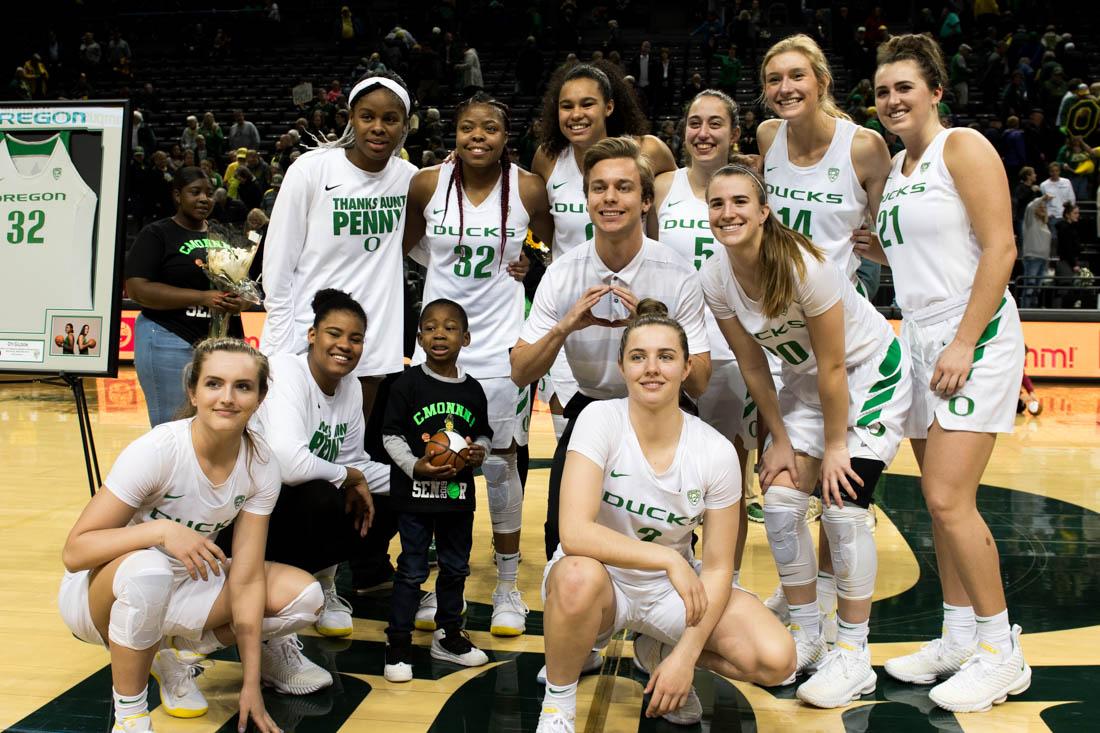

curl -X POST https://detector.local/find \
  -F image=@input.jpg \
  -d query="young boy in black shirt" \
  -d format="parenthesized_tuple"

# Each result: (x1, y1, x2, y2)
(382, 299, 493, 682)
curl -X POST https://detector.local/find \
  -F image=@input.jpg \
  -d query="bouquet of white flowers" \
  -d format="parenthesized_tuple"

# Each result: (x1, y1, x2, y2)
(194, 226, 263, 338)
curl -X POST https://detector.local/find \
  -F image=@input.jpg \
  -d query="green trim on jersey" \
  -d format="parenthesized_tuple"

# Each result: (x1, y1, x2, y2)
(972, 296, 1008, 365)
(0, 131, 71, 155)
(857, 338, 902, 428)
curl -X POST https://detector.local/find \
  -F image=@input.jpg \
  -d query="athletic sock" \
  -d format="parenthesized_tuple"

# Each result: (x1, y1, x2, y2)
(942, 602, 977, 647)
(113, 685, 148, 722)
(551, 414, 568, 441)
(789, 601, 821, 639)
(975, 609, 1012, 660)
(495, 551, 520, 595)
(817, 571, 837, 618)
(836, 615, 870, 650)
(542, 678, 578, 717)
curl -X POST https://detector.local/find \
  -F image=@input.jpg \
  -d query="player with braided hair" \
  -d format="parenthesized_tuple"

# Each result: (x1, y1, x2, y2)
(402, 91, 554, 638)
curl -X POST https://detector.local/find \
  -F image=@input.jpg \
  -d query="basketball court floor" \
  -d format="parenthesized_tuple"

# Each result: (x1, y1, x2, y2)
(1, 369, 1097, 732)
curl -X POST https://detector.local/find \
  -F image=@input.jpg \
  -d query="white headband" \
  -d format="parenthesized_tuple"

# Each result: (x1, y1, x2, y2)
(349, 77, 411, 114)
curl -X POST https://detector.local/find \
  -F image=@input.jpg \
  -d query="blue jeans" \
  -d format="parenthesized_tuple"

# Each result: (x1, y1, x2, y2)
(1020, 257, 1047, 308)
(387, 511, 473, 639)
(134, 315, 193, 427)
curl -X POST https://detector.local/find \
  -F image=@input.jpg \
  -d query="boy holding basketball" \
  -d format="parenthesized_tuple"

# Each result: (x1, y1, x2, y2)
(381, 299, 493, 682)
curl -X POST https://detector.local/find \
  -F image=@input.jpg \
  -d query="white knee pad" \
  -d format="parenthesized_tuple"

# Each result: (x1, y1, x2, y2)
(262, 581, 324, 640)
(822, 505, 877, 601)
(763, 486, 816, 587)
(108, 550, 174, 651)
(482, 452, 523, 534)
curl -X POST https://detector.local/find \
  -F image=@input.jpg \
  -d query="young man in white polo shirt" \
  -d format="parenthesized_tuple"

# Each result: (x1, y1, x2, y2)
(512, 136, 712, 566)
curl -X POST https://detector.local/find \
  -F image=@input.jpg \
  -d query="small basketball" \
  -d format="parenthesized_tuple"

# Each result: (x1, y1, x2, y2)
(54, 335, 64, 347)
(86, 338, 97, 350)
(1027, 400, 1042, 416)
(425, 430, 470, 471)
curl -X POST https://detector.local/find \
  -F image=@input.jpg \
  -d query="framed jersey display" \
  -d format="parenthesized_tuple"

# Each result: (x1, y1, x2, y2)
(0, 100, 129, 377)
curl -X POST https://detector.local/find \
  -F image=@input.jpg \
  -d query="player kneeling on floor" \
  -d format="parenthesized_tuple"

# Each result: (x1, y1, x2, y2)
(58, 338, 325, 733)
(381, 299, 494, 683)
(536, 301, 795, 733)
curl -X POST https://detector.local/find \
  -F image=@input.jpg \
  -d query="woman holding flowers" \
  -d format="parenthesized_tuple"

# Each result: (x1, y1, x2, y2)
(126, 166, 246, 427)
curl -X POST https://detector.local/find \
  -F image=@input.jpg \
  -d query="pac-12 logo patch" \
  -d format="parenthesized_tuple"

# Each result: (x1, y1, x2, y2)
(827, 167, 839, 182)
(52, 167, 62, 180)
(234, 495, 245, 509)
(920, 161, 931, 174)
(687, 489, 701, 506)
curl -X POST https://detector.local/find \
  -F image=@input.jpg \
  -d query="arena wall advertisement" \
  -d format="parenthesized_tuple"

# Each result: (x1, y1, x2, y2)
(114, 309, 1100, 380)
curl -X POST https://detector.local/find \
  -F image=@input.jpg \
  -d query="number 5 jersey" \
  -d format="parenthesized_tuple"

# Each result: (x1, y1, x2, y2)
(0, 133, 97, 331)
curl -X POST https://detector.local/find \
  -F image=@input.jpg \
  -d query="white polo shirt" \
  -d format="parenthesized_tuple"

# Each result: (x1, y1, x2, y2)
(520, 237, 710, 400)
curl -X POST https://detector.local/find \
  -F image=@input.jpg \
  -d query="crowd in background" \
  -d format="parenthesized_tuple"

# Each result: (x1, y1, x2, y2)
(4, 1, 1098, 307)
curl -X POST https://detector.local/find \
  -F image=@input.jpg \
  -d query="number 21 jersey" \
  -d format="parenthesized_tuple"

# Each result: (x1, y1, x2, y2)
(0, 134, 97, 331)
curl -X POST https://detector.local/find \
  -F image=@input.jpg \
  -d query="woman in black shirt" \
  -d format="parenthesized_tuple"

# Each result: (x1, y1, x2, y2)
(125, 167, 244, 426)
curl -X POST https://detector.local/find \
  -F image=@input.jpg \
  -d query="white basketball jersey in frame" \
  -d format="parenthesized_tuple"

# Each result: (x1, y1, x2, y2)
(879, 127, 984, 314)
(0, 134, 97, 331)
(763, 119, 866, 278)
(415, 162, 529, 377)
(545, 145, 591, 260)
(655, 168, 733, 362)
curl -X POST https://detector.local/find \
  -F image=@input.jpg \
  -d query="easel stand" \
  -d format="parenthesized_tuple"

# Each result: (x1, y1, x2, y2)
(4, 374, 101, 496)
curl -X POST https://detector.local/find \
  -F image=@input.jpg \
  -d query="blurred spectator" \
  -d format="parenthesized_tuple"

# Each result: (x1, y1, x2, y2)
(194, 135, 208, 163)
(199, 112, 225, 165)
(147, 151, 175, 220)
(1000, 71, 1029, 118)
(127, 147, 149, 222)
(45, 30, 61, 67)
(1040, 162, 1075, 245)
(1019, 196, 1051, 307)
(1054, 204, 1085, 307)
(273, 133, 295, 171)
(73, 72, 93, 99)
(739, 109, 759, 154)
(306, 108, 329, 143)
(182, 149, 196, 169)
(212, 28, 231, 57)
(865, 6, 887, 43)
(1057, 82, 1088, 127)
(132, 111, 157, 155)
(22, 54, 48, 98)
(456, 42, 483, 96)
(1012, 166, 1041, 235)
(245, 150, 271, 191)
(235, 165, 263, 210)
(181, 116, 200, 151)
(227, 109, 260, 151)
(658, 120, 682, 162)
(718, 45, 742, 98)
(682, 72, 705, 106)
(225, 148, 248, 199)
(79, 32, 102, 71)
(200, 157, 224, 190)
(168, 144, 185, 173)
(134, 82, 160, 114)
(630, 40, 655, 110)
(337, 6, 363, 50)
(939, 7, 962, 53)
(245, 208, 270, 281)
(1057, 135, 1096, 200)
(325, 79, 343, 103)
(262, 175, 283, 217)
(848, 27, 875, 82)
(211, 187, 246, 224)
(7, 68, 31, 100)
(950, 44, 971, 107)
(108, 31, 132, 66)
(655, 47, 675, 114)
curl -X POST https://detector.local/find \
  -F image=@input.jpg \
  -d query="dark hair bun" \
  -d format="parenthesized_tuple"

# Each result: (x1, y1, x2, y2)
(310, 288, 367, 328)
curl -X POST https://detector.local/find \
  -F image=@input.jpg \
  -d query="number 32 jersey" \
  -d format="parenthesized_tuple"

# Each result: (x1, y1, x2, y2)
(0, 134, 97, 331)
(415, 161, 529, 378)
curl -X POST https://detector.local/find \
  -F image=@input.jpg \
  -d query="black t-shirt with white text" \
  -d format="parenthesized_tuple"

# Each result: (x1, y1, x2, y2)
(125, 217, 244, 345)
(383, 365, 492, 513)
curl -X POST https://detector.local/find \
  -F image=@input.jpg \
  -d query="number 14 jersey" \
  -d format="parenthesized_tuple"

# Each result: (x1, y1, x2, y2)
(0, 134, 97, 331)
(417, 162, 529, 377)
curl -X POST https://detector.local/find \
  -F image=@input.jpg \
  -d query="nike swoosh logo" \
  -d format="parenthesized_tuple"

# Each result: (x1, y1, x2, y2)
(668, 200, 683, 207)
(433, 208, 445, 215)
(551, 181, 567, 190)
(765, 166, 777, 172)
(325, 184, 341, 191)
(609, 470, 628, 478)
(164, 493, 184, 499)
(118, 697, 144, 705)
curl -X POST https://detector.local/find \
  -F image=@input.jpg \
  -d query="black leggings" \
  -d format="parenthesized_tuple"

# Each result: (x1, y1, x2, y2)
(544, 392, 599, 560)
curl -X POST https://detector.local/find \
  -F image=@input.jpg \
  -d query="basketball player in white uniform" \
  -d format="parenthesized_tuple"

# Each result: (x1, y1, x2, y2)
(402, 93, 554, 638)
(535, 304, 794, 733)
(702, 165, 912, 707)
(261, 71, 417, 420)
(532, 62, 676, 438)
(647, 89, 771, 596)
(58, 340, 327, 733)
(0, 132, 97, 331)
(871, 35, 1030, 713)
(756, 34, 894, 632)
